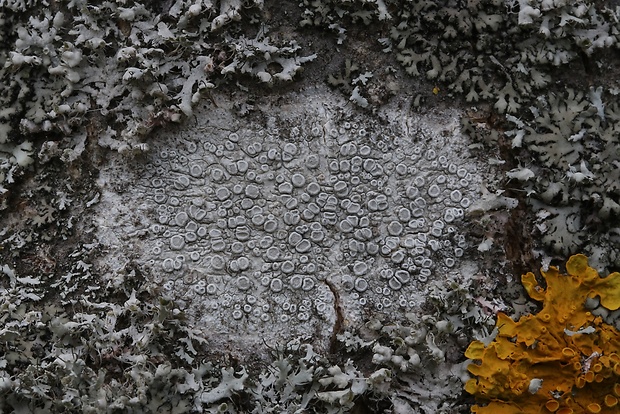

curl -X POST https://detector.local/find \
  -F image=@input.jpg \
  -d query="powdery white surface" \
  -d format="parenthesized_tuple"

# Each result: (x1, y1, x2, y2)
(95, 86, 491, 350)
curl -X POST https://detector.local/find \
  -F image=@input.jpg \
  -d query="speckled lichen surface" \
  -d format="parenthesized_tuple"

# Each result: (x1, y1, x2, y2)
(96, 87, 488, 345)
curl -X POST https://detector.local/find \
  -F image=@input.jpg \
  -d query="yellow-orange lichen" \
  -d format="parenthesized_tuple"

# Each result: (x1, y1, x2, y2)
(465, 255, 620, 413)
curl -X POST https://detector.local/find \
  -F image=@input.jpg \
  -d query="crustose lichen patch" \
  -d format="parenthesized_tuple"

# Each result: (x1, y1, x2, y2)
(96, 88, 490, 347)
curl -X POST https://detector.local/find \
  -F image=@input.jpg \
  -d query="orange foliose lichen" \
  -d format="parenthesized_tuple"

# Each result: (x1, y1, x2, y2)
(465, 254, 620, 414)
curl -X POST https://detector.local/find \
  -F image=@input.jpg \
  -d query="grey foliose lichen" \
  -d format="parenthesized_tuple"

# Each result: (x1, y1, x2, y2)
(0, 266, 478, 413)
(0, 0, 314, 199)
(221, 26, 316, 84)
(297, 0, 620, 269)
(334, 269, 490, 414)
(327, 59, 378, 108)
(303, 0, 619, 109)
(0, 271, 205, 413)
(501, 87, 620, 269)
